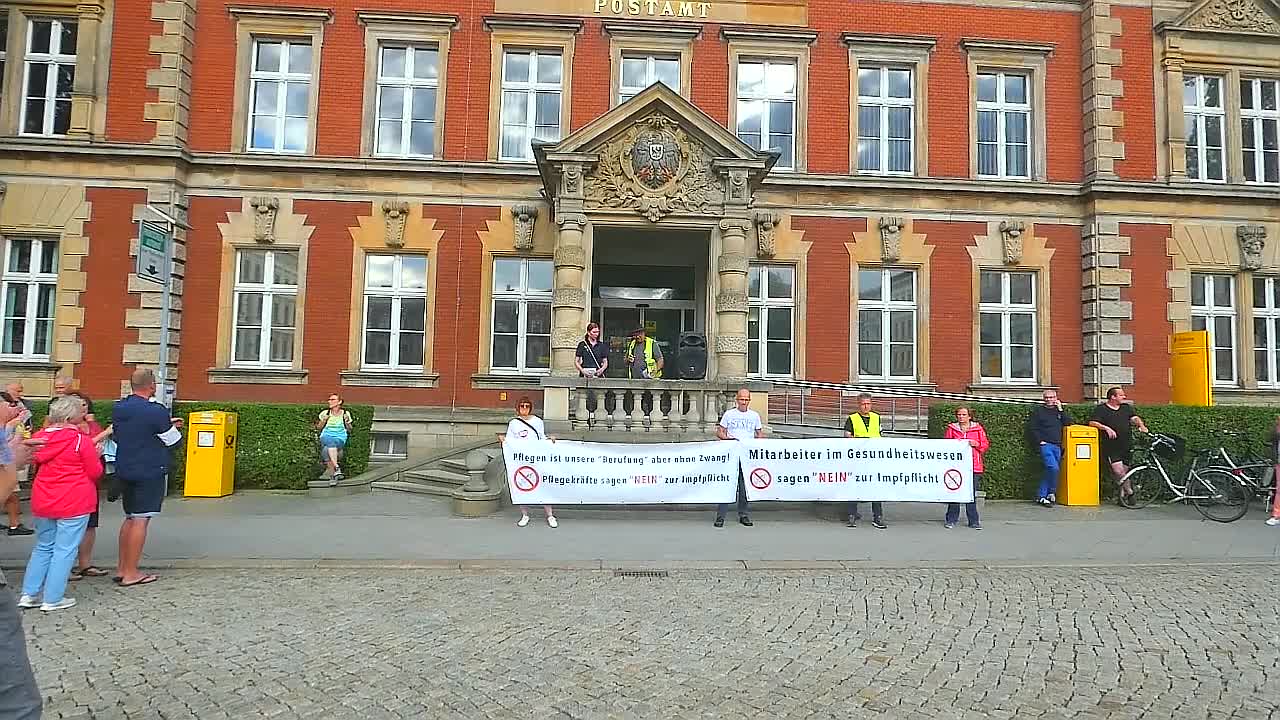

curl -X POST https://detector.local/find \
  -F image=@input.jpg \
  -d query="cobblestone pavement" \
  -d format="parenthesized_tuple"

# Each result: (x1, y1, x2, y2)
(17, 565, 1279, 720)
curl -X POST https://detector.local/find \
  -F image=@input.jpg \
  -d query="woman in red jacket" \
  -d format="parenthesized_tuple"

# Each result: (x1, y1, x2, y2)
(943, 406, 989, 530)
(16, 395, 104, 612)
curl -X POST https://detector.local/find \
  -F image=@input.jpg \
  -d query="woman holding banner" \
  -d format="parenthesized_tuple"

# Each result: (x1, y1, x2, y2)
(943, 406, 987, 529)
(499, 397, 557, 528)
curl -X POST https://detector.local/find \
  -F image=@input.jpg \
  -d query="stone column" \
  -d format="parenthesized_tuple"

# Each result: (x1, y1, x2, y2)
(1081, 217, 1134, 400)
(1080, 0, 1124, 180)
(1163, 51, 1187, 183)
(715, 218, 751, 380)
(68, 2, 105, 138)
(550, 213, 588, 376)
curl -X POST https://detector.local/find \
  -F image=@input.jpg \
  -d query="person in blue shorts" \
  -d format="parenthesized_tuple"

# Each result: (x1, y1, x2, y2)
(316, 394, 353, 486)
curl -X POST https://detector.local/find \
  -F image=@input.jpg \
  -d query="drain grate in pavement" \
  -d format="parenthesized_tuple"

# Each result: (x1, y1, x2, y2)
(613, 570, 669, 578)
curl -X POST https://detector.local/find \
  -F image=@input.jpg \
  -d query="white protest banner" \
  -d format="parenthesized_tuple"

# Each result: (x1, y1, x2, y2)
(503, 439, 741, 504)
(740, 438, 974, 503)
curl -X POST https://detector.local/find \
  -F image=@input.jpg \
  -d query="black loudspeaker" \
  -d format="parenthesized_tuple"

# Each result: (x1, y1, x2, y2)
(676, 332, 708, 380)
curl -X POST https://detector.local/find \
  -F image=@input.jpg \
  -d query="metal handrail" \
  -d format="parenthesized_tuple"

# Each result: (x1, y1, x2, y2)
(769, 379, 1042, 405)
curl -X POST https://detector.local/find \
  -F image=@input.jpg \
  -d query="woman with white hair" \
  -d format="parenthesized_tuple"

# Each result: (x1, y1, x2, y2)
(16, 395, 104, 612)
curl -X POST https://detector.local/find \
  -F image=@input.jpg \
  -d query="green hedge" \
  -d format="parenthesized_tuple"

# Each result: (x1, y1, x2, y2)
(27, 400, 373, 492)
(927, 402, 1278, 500)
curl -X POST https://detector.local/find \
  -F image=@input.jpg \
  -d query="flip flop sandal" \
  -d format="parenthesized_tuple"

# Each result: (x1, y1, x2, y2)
(118, 575, 158, 587)
(80, 566, 109, 577)
(69, 569, 84, 581)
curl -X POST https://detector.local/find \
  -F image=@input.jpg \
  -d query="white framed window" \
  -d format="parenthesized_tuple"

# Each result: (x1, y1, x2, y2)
(1190, 273, 1237, 385)
(1, 238, 58, 359)
(978, 270, 1037, 383)
(619, 53, 679, 104)
(0, 12, 9, 109)
(857, 268, 916, 381)
(1252, 276, 1280, 387)
(1241, 78, 1279, 185)
(491, 257, 552, 373)
(362, 254, 428, 370)
(736, 59, 796, 170)
(747, 264, 795, 378)
(1183, 74, 1226, 183)
(248, 38, 312, 153)
(371, 432, 409, 460)
(374, 44, 439, 158)
(856, 65, 914, 175)
(232, 249, 299, 366)
(499, 49, 562, 162)
(976, 71, 1031, 179)
(20, 18, 76, 136)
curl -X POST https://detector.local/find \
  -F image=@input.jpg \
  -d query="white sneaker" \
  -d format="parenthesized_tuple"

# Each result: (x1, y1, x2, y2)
(517, 515, 529, 527)
(547, 515, 558, 528)
(1266, 517, 1280, 526)
(16, 594, 39, 609)
(40, 598, 76, 612)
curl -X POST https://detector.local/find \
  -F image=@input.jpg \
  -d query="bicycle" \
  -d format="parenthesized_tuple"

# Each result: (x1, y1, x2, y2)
(1205, 430, 1276, 514)
(1117, 432, 1251, 523)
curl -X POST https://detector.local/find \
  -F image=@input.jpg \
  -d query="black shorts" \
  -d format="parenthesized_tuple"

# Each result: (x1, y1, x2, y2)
(1102, 444, 1131, 465)
(120, 477, 165, 518)
(88, 506, 99, 529)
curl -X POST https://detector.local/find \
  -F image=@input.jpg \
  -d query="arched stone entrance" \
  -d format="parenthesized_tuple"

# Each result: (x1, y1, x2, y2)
(533, 83, 776, 384)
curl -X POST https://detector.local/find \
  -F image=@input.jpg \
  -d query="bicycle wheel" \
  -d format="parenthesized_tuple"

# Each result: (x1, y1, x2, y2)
(1189, 469, 1250, 523)
(1118, 465, 1163, 509)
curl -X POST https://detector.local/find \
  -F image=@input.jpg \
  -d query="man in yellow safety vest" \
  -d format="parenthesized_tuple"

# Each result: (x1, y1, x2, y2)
(625, 327, 664, 380)
(844, 393, 887, 529)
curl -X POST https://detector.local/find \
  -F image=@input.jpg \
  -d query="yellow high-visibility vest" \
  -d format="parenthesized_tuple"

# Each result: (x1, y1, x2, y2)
(626, 337, 662, 379)
(848, 412, 881, 438)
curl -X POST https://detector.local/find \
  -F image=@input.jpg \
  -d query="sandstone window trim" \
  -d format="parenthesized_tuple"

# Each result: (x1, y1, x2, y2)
(606, 23, 696, 108)
(977, 269, 1039, 385)
(489, 255, 554, 375)
(485, 21, 578, 163)
(855, 266, 918, 383)
(725, 32, 813, 173)
(747, 263, 796, 380)
(844, 34, 934, 177)
(962, 39, 1052, 183)
(1, 2, 107, 139)
(1190, 271, 1239, 386)
(358, 13, 456, 160)
(359, 253, 429, 371)
(0, 236, 58, 360)
(229, 6, 330, 155)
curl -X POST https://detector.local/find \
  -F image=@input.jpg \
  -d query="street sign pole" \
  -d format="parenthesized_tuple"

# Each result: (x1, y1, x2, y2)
(140, 205, 187, 406)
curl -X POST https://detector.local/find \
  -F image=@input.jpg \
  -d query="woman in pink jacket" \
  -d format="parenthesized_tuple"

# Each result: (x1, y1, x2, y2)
(17, 395, 104, 612)
(943, 406, 989, 529)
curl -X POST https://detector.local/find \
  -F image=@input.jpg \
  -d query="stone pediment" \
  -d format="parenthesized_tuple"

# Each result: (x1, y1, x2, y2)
(1166, 0, 1280, 36)
(533, 83, 775, 222)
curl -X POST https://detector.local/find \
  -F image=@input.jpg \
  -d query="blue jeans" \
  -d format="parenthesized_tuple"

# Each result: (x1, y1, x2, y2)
(1038, 444, 1063, 500)
(22, 515, 90, 604)
(946, 473, 981, 526)
(716, 471, 749, 519)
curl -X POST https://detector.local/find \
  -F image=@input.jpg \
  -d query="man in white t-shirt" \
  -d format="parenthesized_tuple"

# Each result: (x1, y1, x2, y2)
(715, 388, 764, 527)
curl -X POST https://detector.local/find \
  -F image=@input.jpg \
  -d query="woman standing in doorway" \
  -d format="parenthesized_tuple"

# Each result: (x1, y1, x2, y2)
(499, 397, 557, 528)
(943, 406, 988, 530)
(315, 394, 353, 486)
(574, 322, 609, 378)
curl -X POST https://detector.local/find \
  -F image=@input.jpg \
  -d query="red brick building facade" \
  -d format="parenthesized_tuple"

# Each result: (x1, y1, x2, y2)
(1, 0, 1278, 447)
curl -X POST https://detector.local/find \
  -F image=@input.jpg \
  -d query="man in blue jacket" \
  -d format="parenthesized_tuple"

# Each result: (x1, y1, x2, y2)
(1025, 389, 1073, 507)
(113, 369, 182, 587)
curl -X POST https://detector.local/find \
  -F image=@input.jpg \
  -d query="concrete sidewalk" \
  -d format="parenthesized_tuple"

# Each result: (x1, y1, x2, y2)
(1, 491, 1277, 568)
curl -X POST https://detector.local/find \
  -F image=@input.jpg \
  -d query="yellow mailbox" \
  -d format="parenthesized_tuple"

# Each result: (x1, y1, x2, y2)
(184, 411, 238, 498)
(1058, 425, 1100, 506)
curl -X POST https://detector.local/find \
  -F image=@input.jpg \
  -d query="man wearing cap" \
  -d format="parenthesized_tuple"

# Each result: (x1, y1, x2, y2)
(625, 326, 664, 380)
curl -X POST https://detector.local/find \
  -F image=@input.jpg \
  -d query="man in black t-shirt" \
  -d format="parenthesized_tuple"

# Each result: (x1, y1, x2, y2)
(1088, 386, 1148, 501)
